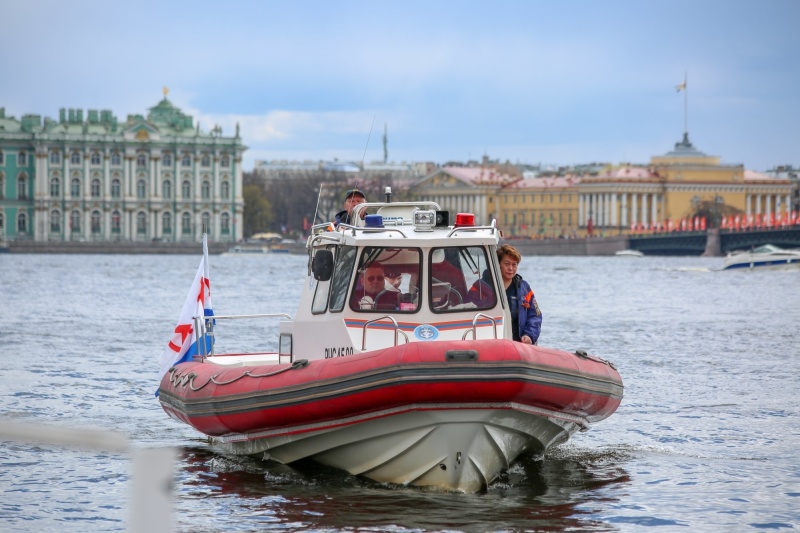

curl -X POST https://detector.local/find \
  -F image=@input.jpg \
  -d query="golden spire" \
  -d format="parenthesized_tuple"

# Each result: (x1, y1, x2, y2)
(163, 86, 169, 98)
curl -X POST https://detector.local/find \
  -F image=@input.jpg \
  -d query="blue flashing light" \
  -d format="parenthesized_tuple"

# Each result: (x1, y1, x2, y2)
(365, 214, 384, 228)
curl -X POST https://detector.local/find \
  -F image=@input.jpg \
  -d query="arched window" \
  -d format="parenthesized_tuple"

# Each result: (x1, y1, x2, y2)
(50, 210, 61, 233)
(50, 177, 61, 197)
(221, 212, 230, 234)
(181, 212, 192, 234)
(201, 154, 211, 167)
(221, 180, 230, 199)
(91, 179, 101, 198)
(50, 151, 61, 164)
(182, 180, 191, 199)
(111, 152, 121, 166)
(71, 178, 81, 198)
(70, 152, 81, 165)
(111, 178, 121, 198)
(0, 212, 4, 230)
(162, 212, 172, 233)
(17, 175, 28, 199)
(201, 212, 211, 233)
(137, 179, 146, 199)
(111, 210, 121, 233)
(90, 152, 101, 165)
(18, 151, 27, 166)
(162, 180, 172, 199)
(181, 154, 191, 167)
(136, 211, 147, 234)
(220, 154, 230, 168)
(91, 211, 101, 234)
(0, 150, 4, 165)
(136, 154, 147, 168)
(163, 153, 173, 167)
(18, 212, 27, 233)
(70, 210, 81, 232)
(201, 180, 210, 199)
(0, 173, 4, 199)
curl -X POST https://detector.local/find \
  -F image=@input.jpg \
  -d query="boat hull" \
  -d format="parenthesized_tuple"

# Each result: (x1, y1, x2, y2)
(159, 339, 623, 491)
(722, 257, 800, 271)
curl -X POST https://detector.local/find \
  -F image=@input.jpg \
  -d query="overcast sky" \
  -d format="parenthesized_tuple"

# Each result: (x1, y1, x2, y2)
(2, 0, 798, 171)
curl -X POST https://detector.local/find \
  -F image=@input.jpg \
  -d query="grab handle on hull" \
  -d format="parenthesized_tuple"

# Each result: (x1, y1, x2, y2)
(362, 315, 409, 350)
(461, 313, 499, 340)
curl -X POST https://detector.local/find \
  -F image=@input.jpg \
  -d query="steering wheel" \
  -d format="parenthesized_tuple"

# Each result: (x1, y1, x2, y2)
(431, 278, 463, 310)
(372, 289, 396, 310)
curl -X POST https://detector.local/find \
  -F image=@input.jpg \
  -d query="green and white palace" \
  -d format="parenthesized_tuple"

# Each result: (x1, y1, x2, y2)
(0, 94, 245, 244)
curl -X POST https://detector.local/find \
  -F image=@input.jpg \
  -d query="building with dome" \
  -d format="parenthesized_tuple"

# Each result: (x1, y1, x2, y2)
(0, 94, 246, 244)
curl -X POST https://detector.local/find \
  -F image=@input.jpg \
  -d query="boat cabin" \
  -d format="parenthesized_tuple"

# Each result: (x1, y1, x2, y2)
(277, 201, 511, 362)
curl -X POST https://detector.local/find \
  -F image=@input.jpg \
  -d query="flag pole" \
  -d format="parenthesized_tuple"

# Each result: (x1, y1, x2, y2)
(683, 71, 688, 136)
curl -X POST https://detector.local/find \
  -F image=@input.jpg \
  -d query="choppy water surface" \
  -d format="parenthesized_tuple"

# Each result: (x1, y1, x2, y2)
(1, 252, 798, 532)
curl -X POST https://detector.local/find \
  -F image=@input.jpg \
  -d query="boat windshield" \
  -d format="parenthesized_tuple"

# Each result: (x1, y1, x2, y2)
(429, 246, 497, 313)
(350, 246, 422, 312)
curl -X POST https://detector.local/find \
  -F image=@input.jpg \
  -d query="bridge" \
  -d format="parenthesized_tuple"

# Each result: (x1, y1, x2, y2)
(629, 227, 800, 256)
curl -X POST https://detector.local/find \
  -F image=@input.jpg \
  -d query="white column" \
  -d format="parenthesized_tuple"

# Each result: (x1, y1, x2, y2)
(151, 156, 159, 197)
(621, 193, 628, 227)
(651, 194, 658, 226)
(641, 194, 649, 227)
(103, 152, 110, 199)
(611, 193, 618, 227)
(631, 194, 638, 225)
(125, 156, 133, 197)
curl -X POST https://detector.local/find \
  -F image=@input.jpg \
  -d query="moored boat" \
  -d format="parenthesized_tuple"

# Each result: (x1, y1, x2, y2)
(721, 244, 800, 271)
(158, 199, 624, 492)
(615, 249, 644, 257)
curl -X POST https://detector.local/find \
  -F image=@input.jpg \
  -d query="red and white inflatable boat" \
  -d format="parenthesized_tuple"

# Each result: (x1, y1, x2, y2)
(159, 199, 623, 492)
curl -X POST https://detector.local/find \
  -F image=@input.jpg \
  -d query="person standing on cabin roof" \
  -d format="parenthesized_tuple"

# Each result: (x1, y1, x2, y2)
(497, 244, 542, 345)
(334, 189, 367, 227)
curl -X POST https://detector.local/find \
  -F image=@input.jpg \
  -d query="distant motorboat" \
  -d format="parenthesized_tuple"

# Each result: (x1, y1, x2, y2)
(721, 244, 800, 271)
(225, 245, 270, 255)
(615, 249, 644, 257)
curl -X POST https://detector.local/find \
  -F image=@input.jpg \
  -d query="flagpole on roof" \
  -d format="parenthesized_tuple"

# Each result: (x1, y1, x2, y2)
(683, 72, 688, 137)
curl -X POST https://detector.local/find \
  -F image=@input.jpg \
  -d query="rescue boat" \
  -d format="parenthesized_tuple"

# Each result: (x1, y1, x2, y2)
(158, 197, 624, 492)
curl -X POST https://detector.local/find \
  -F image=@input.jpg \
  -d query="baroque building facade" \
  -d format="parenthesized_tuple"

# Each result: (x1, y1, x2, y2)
(0, 95, 245, 244)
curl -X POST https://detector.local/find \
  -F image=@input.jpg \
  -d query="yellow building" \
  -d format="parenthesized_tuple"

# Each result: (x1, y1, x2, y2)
(411, 138, 795, 237)
(579, 134, 794, 234)
(499, 175, 580, 238)
(409, 166, 517, 226)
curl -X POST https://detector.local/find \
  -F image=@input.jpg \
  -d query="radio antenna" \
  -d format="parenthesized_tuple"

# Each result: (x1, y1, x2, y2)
(312, 182, 324, 226)
(361, 114, 376, 170)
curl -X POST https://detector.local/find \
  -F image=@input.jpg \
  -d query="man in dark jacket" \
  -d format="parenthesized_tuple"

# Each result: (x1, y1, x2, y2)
(334, 189, 366, 227)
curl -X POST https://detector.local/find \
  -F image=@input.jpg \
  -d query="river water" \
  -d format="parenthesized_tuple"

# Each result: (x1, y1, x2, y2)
(1, 251, 798, 532)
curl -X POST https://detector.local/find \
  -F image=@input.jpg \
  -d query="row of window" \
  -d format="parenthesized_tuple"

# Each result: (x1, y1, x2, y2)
(503, 212, 574, 226)
(2, 211, 231, 235)
(502, 193, 573, 204)
(0, 150, 232, 169)
(311, 245, 498, 316)
(1, 176, 231, 200)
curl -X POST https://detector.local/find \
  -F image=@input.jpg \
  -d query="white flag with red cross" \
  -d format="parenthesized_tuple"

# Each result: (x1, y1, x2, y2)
(156, 234, 214, 395)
